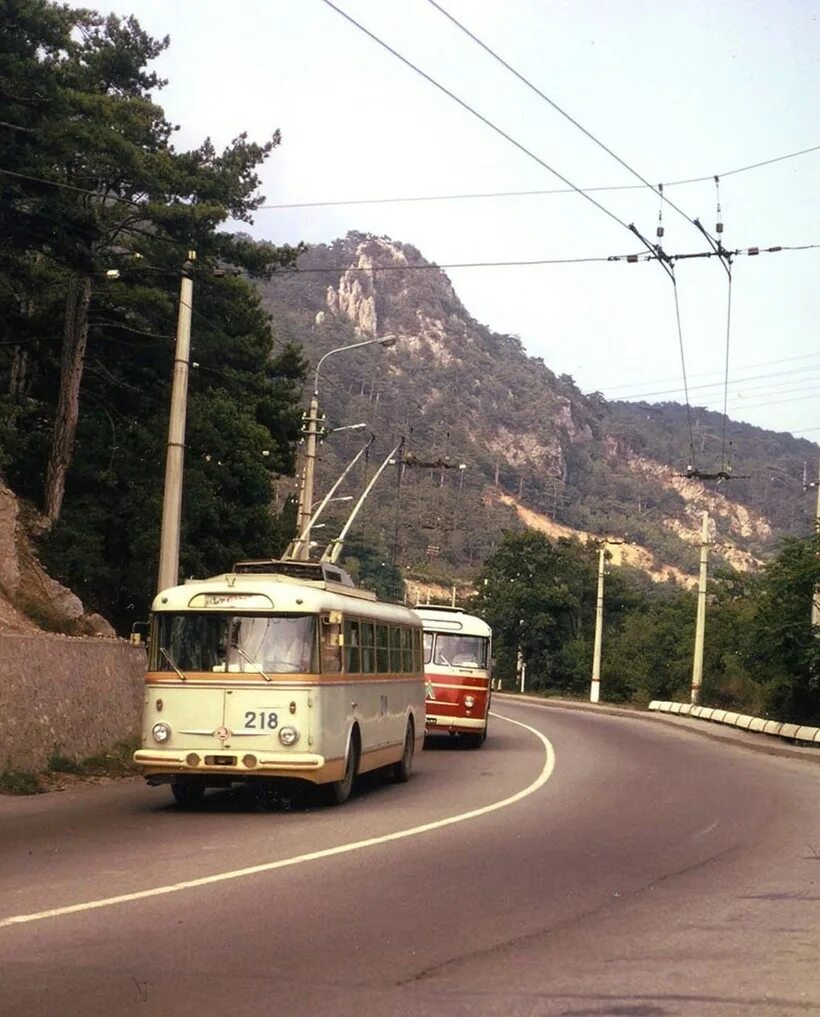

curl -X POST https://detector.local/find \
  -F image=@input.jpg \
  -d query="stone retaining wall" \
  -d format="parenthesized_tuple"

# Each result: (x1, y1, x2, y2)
(0, 634, 146, 772)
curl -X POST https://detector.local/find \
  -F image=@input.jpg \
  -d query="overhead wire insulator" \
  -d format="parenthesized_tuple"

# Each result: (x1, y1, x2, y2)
(714, 175, 723, 234)
(656, 183, 664, 238)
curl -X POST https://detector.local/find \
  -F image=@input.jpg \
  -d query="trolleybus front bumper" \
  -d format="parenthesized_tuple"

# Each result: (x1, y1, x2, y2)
(425, 714, 486, 734)
(133, 748, 344, 784)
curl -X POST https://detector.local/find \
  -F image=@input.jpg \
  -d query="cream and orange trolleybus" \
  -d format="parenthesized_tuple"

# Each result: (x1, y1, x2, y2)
(415, 606, 492, 748)
(134, 558, 426, 807)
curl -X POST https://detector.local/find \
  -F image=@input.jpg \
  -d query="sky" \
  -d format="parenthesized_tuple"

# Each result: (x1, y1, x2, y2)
(114, 0, 818, 448)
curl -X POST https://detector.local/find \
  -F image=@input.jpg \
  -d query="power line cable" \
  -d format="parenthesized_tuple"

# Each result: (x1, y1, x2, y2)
(611, 363, 820, 402)
(424, 0, 706, 238)
(320, 0, 638, 241)
(422, 0, 739, 472)
(605, 350, 820, 395)
(258, 142, 820, 210)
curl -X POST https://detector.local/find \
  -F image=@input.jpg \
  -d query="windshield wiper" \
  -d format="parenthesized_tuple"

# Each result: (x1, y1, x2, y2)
(234, 645, 272, 682)
(159, 646, 188, 682)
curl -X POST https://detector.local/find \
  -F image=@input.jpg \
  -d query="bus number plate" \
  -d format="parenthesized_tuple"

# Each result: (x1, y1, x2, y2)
(243, 710, 278, 731)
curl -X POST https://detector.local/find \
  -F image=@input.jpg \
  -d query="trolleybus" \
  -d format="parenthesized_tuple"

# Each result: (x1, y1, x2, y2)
(416, 606, 492, 748)
(134, 559, 426, 807)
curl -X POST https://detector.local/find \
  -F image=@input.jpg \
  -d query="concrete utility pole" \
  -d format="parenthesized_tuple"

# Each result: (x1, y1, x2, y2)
(589, 539, 624, 703)
(590, 545, 606, 704)
(293, 391, 321, 559)
(157, 253, 195, 593)
(690, 510, 711, 705)
(808, 460, 820, 628)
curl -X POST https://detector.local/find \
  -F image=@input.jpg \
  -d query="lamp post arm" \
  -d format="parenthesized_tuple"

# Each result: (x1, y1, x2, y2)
(313, 334, 396, 393)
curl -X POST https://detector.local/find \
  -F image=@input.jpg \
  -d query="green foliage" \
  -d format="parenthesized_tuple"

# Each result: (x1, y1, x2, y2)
(47, 748, 84, 774)
(473, 530, 597, 689)
(0, 769, 43, 795)
(477, 529, 820, 723)
(0, 2, 306, 632)
(341, 542, 404, 601)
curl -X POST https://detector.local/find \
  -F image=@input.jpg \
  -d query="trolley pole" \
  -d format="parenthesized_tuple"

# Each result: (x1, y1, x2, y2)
(590, 545, 606, 704)
(291, 334, 397, 562)
(157, 253, 195, 593)
(690, 511, 711, 705)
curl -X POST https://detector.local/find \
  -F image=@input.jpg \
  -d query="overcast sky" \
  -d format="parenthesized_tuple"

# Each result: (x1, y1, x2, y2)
(115, 0, 819, 451)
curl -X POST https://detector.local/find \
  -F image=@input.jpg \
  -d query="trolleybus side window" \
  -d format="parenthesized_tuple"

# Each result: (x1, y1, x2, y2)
(344, 618, 361, 674)
(360, 621, 375, 673)
(389, 625, 402, 672)
(400, 627, 413, 673)
(321, 615, 343, 674)
(376, 624, 389, 673)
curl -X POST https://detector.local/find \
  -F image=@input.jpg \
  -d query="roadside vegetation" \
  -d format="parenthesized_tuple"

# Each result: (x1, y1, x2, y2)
(474, 530, 820, 725)
(0, 736, 141, 795)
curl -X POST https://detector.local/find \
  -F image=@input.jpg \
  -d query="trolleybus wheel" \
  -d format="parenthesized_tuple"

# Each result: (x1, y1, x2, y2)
(461, 727, 486, 749)
(171, 776, 205, 809)
(325, 729, 359, 805)
(393, 718, 415, 783)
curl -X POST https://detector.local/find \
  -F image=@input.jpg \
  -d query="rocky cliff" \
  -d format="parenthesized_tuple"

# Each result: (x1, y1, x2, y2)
(261, 232, 817, 581)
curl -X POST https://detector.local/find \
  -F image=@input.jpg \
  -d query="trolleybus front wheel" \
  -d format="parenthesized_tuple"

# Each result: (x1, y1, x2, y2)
(170, 775, 206, 809)
(324, 728, 360, 806)
(461, 725, 487, 749)
(393, 718, 415, 783)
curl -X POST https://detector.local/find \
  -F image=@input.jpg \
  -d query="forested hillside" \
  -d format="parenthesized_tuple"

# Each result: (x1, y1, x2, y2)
(261, 232, 817, 582)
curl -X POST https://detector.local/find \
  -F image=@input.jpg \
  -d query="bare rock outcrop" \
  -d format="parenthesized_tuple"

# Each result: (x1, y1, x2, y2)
(0, 481, 115, 636)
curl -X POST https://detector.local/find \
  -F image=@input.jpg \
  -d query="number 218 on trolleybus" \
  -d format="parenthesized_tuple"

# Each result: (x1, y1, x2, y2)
(133, 559, 426, 807)
(415, 606, 492, 748)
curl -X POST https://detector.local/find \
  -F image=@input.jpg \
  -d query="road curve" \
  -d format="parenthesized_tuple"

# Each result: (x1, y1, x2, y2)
(1, 699, 819, 1016)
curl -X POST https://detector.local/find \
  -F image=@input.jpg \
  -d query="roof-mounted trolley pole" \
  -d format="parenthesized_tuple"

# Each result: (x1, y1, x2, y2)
(284, 434, 375, 561)
(321, 441, 403, 565)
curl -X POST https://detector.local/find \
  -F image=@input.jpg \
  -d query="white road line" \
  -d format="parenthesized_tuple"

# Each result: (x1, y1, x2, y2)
(0, 711, 555, 929)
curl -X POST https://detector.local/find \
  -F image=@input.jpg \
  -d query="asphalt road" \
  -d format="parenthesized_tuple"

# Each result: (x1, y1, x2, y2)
(1, 699, 819, 1017)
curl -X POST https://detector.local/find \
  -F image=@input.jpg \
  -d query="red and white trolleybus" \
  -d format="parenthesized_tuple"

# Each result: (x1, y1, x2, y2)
(415, 606, 492, 748)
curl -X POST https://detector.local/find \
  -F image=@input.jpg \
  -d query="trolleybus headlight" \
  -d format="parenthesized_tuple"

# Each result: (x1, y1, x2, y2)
(152, 722, 171, 744)
(464, 695, 475, 709)
(278, 725, 299, 746)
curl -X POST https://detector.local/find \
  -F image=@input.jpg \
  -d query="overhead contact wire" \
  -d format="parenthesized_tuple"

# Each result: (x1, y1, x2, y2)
(259, 142, 820, 209)
(425, 0, 706, 235)
(320, 0, 636, 240)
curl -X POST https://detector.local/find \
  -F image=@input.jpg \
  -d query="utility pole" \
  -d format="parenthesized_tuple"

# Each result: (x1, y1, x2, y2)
(690, 511, 711, 705)
(806, 459, 820, 628)
(590, 545, 606, 704)
(157, 253, 195, 592)
(294, 393, 320, 560)
(589, 538, 624, 703)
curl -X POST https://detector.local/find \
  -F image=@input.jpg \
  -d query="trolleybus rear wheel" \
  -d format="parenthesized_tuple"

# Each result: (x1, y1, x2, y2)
(171, 776, 206, 809)
(393, 718, 415, 783)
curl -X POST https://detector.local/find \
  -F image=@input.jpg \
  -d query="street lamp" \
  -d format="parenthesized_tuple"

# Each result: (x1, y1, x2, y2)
(294, 334, 397, 559)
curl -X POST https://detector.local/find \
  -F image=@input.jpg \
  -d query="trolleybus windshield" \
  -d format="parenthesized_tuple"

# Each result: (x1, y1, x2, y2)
(152, 613, 318, 674)
(424, 633, 489, 669)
